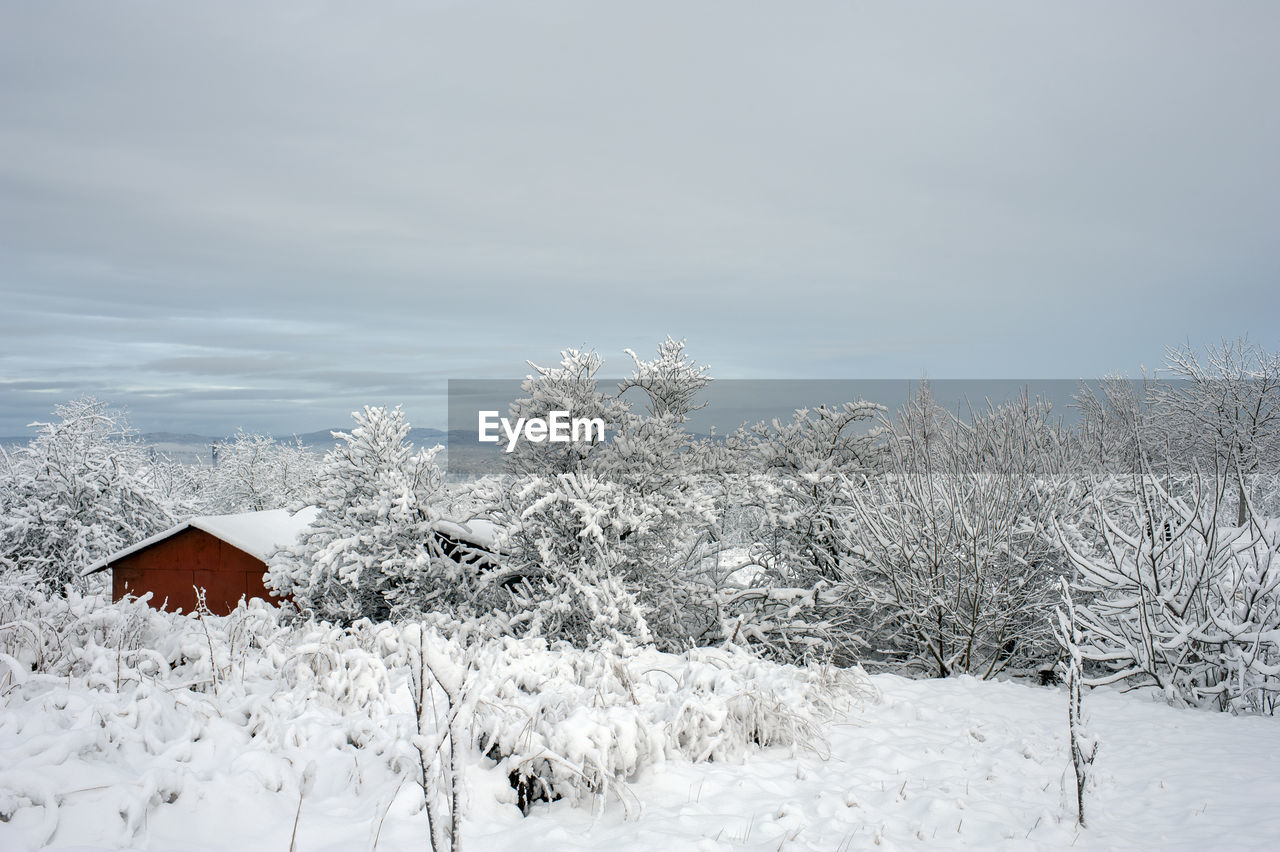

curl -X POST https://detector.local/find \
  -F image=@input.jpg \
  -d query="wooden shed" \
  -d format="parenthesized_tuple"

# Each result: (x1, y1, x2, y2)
(83, 507, 319, 615)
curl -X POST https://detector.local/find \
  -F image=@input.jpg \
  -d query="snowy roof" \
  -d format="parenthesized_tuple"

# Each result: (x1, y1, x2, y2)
(83, 508, 501, 576)
(83, 507, 321, 575)
(191, 507, 321, 561)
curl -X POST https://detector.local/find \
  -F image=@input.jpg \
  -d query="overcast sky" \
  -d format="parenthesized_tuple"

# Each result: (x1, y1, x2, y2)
(2, 1, 1277, 436)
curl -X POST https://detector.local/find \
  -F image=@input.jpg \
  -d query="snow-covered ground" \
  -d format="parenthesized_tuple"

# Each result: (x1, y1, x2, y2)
(475, 675, 1280, 851)
(4, 664, 1278, 851)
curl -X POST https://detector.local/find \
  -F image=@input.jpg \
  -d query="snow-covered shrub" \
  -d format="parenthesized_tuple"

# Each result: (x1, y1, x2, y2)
(0, 588, 412, 847)
(0, 575, 301, 697)
(843, 386, 1073, 677)
(1073, 340, 1280, 525)
(603, 340, 723, 646)
(1151, 339, 1280, 527)
(682, 401, 887, 665)
(0, 579, 880, 845)
(735, 401, 885, 582)
(375, 630, 878, 814)
(484, 340, 896, 663)
(267, 406, 491, 624)
(1253, 473, 1280, 523)
(198, 430, 319, 514)
(708, 580, 859, 666)
(1072, 373, 1163, 476)
(495, 472, 654, 648)
(1059, 462, 1280, 714)
(0, 579, 167, 688)
(0, 398, 178, 592)
(480, 641, 874, 811)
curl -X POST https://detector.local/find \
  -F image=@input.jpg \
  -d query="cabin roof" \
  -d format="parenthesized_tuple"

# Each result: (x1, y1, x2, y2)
(83, 507, 321, 576)
(82, 508, 502, 577)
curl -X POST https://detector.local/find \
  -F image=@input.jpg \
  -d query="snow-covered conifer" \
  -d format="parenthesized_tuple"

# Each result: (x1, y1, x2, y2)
(267, 406, 483, 623)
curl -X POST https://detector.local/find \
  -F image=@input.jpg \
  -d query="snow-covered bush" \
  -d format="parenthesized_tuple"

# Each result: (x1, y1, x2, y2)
(706, 578, 858, 666)
(495, 472, 655, 647)
(0, 582, 877, 845)
(1074, 340, 1280, 524)
(1072, 373, 1162, 476)
(373, 624, 877, 815)
(267, 406, 489, 624)
(0, 583, 413, 847)
(695, 403, 885, 664)
(843, 386, 1073, 677)
(735, 400, 885, 582)
(0, 398, 177, 592)
(1152, 339, 1280, 527)
(1059, 462, 1280, 714)
(491, 338, 890, 664)
(476, 640, 874, 812)
(198, 430, 319, 514)
(0, 579, 169, 688)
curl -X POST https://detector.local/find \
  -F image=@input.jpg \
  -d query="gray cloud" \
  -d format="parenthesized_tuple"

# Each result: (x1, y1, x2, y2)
(2, 1, 1277, 435)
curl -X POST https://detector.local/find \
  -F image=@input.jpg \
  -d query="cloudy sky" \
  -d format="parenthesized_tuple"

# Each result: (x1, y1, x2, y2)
(2, 1, 1277, 436)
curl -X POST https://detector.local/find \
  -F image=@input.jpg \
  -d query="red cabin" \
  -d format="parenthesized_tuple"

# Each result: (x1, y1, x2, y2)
(82, 507, 319, 615)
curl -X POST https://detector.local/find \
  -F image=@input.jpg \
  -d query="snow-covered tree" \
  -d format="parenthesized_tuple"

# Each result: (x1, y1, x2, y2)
(488, 340, 722, 650)
(602, 339, 723, 646)
(0, 398, 177, 592)
(617, 335, 711, 420)
(198, 430, 319, 514)
(266, 406, 484, 623)
(503, 348, 627, 477)
(1054, 579, 1097, 827)
(489, 338, 894, 661)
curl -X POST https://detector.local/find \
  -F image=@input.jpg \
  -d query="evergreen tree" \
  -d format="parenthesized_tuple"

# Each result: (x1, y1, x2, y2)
(267, 406, 482, 623)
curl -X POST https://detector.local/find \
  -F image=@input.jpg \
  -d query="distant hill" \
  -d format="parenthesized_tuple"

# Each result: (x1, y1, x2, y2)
(286, 427, 447, 451)
(0, 427, 450, 465)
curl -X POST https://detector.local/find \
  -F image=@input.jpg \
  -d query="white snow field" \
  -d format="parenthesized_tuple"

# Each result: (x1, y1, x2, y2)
(2, 597, 1280, 851)
(469, 676, 1280, 851)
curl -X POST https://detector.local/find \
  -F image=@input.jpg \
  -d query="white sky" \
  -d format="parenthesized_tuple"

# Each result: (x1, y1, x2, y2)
(2, 1, 1277, 434)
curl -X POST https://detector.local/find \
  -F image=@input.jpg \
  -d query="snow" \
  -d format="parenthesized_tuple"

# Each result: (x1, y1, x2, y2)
(4, 609, 1280, 852)
(432, 517, 499, 549)
(191, 507, 321, 562)
(468, 675, 1280, 850)
(82, 507, 320, 574)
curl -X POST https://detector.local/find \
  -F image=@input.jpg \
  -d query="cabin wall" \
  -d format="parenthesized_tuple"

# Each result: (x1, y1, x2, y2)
(111, 527, 278, 615)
